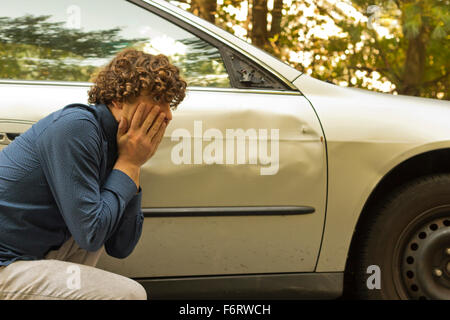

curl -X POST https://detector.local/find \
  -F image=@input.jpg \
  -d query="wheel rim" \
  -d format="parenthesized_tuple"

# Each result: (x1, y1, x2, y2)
(393, 206, 450, 300)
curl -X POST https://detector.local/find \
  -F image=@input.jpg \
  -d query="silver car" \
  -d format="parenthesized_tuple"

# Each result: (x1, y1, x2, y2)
(0, 0, 449, 299)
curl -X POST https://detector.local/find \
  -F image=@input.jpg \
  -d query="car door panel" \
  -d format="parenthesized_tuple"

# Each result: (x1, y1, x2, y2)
(0, 0, 328, 279)
(97, 88, 327, 277)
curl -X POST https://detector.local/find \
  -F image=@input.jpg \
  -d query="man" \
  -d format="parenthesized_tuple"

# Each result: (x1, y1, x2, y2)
(0, 49, 187, 300)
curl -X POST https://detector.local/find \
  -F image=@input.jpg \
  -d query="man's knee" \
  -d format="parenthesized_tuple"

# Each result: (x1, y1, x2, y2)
(75, 264, 148, 300)
(0, 260, 148, 300)
(118, 278, 147, 300)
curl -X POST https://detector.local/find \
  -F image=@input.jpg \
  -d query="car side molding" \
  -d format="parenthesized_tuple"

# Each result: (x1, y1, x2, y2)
(142, 206, 315, 217)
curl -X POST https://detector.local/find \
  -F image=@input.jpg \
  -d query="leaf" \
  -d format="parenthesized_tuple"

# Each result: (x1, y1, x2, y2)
(431, 25, 446, 39)
(402, 2, 422, 38)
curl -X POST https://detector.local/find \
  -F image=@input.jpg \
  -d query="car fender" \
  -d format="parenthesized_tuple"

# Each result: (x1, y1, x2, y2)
(293, 74, 450, 272)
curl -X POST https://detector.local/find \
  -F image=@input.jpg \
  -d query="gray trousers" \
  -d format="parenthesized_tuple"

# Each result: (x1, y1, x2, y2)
(0, 237, 147, 300)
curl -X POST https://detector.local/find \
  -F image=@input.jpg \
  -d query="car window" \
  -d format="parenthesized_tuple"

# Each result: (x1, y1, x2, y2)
(0, 0, 230, 87)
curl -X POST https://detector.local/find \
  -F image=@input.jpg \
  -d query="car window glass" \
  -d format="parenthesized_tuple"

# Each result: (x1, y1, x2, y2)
(0, 0, 230, 87)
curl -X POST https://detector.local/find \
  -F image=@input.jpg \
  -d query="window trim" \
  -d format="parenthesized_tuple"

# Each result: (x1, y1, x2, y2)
(0, 79, 302, 96)
(220, 46, 292, 90)
(128, 0, 298, 92)
(0, 0, 298, 91)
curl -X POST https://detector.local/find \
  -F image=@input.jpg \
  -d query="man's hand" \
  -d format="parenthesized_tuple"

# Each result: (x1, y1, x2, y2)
(113, 103, 167, 190)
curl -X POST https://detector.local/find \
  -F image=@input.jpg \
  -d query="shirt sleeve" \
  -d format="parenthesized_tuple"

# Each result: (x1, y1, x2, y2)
(35, 112, 138, 252)
(105, 187, 144, 259)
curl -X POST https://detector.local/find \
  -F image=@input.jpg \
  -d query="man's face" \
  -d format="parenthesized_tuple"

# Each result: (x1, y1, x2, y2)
(121, 94, 173, 127)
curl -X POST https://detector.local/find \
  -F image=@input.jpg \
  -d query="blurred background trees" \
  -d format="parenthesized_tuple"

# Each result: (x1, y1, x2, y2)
(1, 0, 447, 99)
(0, 13, 230, 87)
(0, 15, 139, 81)
(172, 0, 449, 100)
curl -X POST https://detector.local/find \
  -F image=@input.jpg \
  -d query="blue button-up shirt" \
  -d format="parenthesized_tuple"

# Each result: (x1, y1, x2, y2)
(0, 103, 143, 266)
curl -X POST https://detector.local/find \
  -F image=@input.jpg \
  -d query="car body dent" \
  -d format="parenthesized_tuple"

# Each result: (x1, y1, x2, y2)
(293, 74, 450, 272)
(0, 82, 328, 277)
(1, 0, 449, 290)
(97, 88, 327, 277)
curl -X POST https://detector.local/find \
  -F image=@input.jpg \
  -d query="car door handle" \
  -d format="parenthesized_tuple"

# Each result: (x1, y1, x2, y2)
(0, 132, 19, 145)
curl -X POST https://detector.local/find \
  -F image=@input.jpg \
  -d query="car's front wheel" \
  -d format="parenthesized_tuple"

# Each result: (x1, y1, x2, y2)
(345, 174, 450, 300)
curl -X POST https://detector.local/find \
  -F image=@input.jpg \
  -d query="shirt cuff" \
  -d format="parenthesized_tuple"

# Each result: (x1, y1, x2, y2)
(122, 188, 143, 220)
(102, 169, 138, 211)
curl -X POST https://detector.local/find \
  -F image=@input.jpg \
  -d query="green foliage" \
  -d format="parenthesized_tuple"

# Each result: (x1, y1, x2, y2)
(170, 37, 230, 87)
(175, 0, 449, 99)
(2, 1, 447, 98)
(310, 0, 449, 99)
(403, 2, 422, 38)
(0, 15, 142, 82)
(0, 14, 230, 88)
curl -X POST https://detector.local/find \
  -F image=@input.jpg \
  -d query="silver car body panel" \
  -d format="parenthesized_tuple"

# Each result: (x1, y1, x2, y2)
(1, 0, 450, 282)
(0, 82, 327, 277)
(294, 74, 450, 272)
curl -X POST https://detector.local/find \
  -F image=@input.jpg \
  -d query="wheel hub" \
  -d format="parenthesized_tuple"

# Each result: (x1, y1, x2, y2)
(399, 216, 450, 299)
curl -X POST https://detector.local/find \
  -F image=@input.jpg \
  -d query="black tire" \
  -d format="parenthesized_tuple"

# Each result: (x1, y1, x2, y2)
(344, 174, 450, 300)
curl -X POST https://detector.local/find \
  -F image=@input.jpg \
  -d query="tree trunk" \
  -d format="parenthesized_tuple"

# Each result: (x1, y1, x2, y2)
(191, 0, 217, 24)
(398, 26, 428, 96)
(244, 0, 252, 40)
(251, 0, 269, 49)
(269, 0, 283, 39)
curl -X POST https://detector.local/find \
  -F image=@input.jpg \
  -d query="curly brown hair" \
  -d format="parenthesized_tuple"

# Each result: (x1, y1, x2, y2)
(88, 49, 187, 110)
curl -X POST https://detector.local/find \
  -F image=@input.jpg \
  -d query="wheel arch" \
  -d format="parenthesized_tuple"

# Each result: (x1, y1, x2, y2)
(343, 147, 450, 293)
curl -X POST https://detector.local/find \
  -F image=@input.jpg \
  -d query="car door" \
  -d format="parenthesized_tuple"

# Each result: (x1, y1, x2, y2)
(126, 88, 328, 278)
(0, 0, 327, 278)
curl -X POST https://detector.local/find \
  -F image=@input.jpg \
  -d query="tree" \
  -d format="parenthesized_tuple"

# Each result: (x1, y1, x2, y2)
(251, 0, 270, 49)
(191, 0, 217, 23)
(327, 0, 449, 98)
(172, 0, 449, 100)
(176, 0, 218, 23)
(0, 15, 143, 81)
